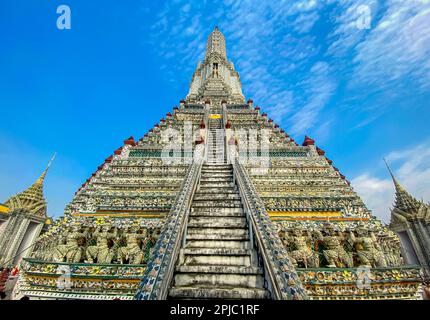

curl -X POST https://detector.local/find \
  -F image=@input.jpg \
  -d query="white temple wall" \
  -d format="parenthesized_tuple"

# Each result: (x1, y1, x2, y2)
(12, 221, 42, 266)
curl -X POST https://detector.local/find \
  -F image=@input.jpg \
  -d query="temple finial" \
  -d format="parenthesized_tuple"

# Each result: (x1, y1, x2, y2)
(205, 26, 227, 61)
(37, 152, 56, 185)
(384, 157, 403, 192)
(383, 158, 395, 180)
(47, 152, 56, 169)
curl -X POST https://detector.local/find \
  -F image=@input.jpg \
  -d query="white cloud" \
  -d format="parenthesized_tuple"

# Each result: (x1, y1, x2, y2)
(351, 0, 430, 90)
(352, 141, 430, 223)
(289, 61, 336, 135)
(352, 173, 393, 223)
(326, 0, 379, 57)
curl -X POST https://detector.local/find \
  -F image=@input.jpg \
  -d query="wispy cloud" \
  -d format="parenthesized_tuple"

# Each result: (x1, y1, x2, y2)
(289, 61, 336, 136)
(351, 0, 430, 91)
(326, 0, 379, 58)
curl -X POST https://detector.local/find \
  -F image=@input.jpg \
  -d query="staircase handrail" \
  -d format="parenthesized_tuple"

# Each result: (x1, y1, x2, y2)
(203, 103, 210, 161)
(222, 103, 229, 164)
(135, 158, 203, 300)
(232, 157, 309, 300)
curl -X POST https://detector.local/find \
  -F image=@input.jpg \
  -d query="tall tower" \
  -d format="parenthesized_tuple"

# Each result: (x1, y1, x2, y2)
(186, 27, 245, 105)
(17, 28, 423, 301)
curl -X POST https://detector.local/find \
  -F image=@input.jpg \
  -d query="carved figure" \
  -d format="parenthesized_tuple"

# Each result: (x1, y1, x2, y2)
(85, 224, 117, 264)
(117, 226, 146, 264)
(53, 225, 88, 263)
(350, 226, 387, 267)
(315, 223, 353, 268)
(284, 225, 319, 268)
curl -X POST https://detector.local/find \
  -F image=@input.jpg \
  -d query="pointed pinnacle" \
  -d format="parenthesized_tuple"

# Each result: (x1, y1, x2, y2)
(383, 158, 403, 191)
(36, 153, 56, 185)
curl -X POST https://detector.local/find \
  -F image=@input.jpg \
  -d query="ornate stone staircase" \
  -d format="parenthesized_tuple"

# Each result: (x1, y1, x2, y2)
(168, 114, 269, 299)
(168, 164, 269, 299)
(207, 116, 225, 165)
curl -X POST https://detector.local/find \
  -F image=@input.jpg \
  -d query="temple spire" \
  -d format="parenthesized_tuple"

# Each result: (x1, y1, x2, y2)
(384, 158, 421, 212)
(187, 27, 244, 104)
(4, 153, 56, 217)
(204, 26, 227, 62)
(35, 152, 56, 186)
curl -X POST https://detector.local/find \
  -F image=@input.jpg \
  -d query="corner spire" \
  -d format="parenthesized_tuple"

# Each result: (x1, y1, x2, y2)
(384, 158, 421, 212)
(3, 154, 55, 217)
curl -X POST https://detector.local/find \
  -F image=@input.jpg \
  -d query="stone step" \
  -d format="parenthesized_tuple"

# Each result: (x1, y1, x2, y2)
(182, 247, 250, 256)
(190, 207, 243, 214)
(197, 179, 235, 185)
(196, 183, 234, 189)
(202, 165, 228, 170)
(185, 240, 251, 249)
(182, 254, 251, 266)
(202, 165, 232, 169)
(189, 210, 244, 217)
(193, 198, 242, 202)
(186, 232, 249, 241)
(200, 176, 230, 180)
(176, 264, 260, 274)
(169, 286, 269, 299)
(198, 182, 234, 188)
(207, 156, 225, 160)
(194, 191, 237, 197)
(198, 182, 235, 186)
(200, 172, 232, 176)
(199, 178, 233, 183)
(195, 188, 236, 194)
(192, 200, 242, 208)
(193, 194, 241, 201)
(187, 227, 248, 239)
(201, 170, 232, 174)
(173, 273, 264, 288)
(196, 180, 235, 185)
(188, 217, 246, 228)
(200, 175, 233, 184)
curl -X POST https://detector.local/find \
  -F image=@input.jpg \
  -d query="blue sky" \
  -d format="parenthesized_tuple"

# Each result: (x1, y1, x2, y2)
(0, 0, 429, 222)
